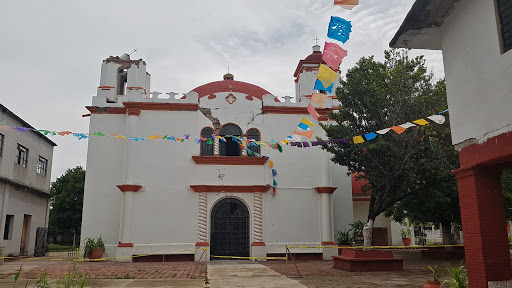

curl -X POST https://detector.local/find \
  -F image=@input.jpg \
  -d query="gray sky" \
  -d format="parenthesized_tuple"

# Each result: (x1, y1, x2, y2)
(0, 0, 443, 181)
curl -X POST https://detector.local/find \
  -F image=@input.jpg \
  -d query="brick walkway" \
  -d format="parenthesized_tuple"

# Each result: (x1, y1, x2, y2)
(0, 257, 206, 280)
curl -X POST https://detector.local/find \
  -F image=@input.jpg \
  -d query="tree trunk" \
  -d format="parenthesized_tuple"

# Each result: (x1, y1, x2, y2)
(452, 225, 461, 245)
(441, 222, 453, 245)
(363, 219, 374, 247)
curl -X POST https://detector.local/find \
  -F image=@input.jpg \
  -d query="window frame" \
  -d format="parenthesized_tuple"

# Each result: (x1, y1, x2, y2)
(219, 124, 243, 157)
(246, 128, 261, 157)
(3, 214, 13, 240)
(0, 133, 4, 157)
(496, 0, 512, 53)
(37, 156, 48, 176)
(200, 127, 215, 156)
(16, 144, 29, 167)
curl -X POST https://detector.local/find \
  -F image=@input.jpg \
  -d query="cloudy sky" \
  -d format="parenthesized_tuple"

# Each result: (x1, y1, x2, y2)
(0, 0, 443, 181)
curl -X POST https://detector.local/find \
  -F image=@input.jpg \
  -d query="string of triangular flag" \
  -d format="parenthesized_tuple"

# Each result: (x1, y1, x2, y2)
(270, 160, 278, 197)
(286, 112, 448, 148)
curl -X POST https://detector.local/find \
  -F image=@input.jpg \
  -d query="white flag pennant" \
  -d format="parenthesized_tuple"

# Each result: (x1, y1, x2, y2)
(376, 128, 391, 135)
(399, 122, 416, 129)
(427, 115, 446, 125)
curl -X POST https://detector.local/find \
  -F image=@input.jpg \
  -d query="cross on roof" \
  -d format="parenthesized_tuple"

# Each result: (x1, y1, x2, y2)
(314, 37, 320, 45)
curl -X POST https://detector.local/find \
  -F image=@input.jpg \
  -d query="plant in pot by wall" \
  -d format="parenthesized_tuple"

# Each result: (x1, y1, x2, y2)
(400, 227, 412, 246)
(84, 236, 105, 260)
(335, 229, 353, 255)
(349, 220, 365, 246)
(424, 265, 441, 288)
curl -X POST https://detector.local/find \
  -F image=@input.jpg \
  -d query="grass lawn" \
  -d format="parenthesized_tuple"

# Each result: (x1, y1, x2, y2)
(48, 243, 71, 252)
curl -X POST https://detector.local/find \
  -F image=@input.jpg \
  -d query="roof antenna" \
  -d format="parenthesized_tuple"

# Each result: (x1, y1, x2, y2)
(314, 37, 319, 45)
(129, 48, 138, 56)
(227, 65, 230, 74)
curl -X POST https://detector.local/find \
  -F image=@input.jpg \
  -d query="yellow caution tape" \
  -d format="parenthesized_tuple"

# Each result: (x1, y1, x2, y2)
(285, 244, 464, 249)
(210, 255, 287, 260)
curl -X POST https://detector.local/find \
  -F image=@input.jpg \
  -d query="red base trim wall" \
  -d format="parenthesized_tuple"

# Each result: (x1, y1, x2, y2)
(314, 187, 337, 194)
(195, 242, 210, 247)
(251, 242, 266, 246)
(117, 243, 134, 247)
(116, 185, 142, 192)
(321, 241, 337, 246)
(190, 185, 271, 193)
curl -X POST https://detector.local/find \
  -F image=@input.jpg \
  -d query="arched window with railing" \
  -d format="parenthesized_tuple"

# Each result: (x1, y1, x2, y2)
(219, 124, 243, 156)
(246, 128, 261, 157)
(200, 127, 214, 156)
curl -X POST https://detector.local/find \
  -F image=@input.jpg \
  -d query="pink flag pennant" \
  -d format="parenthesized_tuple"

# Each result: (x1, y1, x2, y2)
(307, 103, 320, 120)
(322, 42, 348, 71)
(311, 92, 328, 108)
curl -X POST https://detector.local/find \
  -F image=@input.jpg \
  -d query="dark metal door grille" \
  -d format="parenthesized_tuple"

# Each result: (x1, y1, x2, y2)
(210, 198, 250, 259)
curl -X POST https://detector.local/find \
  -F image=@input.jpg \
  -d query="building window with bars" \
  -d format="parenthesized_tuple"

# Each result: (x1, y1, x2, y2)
(497, 0, 512, 53)
(219, 124, 243, 156)
(37, 156, 48, 176)
(16, 144, 29, 167)
(246, 128, 261, 157)
(0, 133, 4, 157)
(200, 127, 215, 156)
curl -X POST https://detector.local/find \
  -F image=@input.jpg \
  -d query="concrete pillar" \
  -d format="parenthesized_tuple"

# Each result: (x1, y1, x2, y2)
(252, 192, 266, 261)
(214, 137, 220, 156)
(453, 166, 512, 287)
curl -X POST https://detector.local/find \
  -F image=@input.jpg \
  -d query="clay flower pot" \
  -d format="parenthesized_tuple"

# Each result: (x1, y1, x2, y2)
(402, 237, 412, 246)
(424, 280, 441, 288)
(89, 248, 104, 259)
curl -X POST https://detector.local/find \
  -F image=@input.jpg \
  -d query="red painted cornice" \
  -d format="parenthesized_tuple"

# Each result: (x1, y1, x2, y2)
(123, 102, 198, 111)
(86, 106, 127, 115)
(192, 156, 268, 165)
(190, 185, 271, 193)
(263, 106, 331, 115)
(314, 187, 337, 194)
(116, 184, 142, 192)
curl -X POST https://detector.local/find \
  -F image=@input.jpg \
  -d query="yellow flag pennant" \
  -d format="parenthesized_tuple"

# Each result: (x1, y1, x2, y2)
(317, 64, 339, 89)
(353, 136, 365, 144)
(413, 119, 429, 126)
(300, 117, 314, 127)
(269, 160, 274, 168)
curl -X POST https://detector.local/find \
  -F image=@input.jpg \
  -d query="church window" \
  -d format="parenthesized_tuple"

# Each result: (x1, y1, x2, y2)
(219, 124, 242, 157)
(117, 68, 128, 96)
(497, 0, 512, 53)
(246, 128, 261, 157)
(200, 127, 214, 156)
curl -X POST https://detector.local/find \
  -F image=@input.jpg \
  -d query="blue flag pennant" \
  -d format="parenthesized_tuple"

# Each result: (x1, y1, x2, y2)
(327, 16, 352, 44)
(314, 79, 334, 93)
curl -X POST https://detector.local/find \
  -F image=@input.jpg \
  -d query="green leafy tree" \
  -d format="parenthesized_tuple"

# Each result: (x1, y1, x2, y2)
(322, 49, 459, 245)
(48, 166, 86, 244)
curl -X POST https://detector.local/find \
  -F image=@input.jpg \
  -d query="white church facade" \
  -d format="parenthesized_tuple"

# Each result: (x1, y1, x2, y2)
(80, 45, 401, 262)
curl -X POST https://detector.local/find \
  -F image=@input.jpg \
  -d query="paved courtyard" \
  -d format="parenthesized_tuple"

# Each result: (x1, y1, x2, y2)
(0, 250, 488, 287)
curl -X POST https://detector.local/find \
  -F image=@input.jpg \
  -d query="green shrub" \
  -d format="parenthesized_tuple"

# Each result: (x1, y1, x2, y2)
(83, 236, 105, 259)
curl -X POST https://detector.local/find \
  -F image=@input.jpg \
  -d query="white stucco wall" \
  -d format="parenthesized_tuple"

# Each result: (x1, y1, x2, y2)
(441, 0, 512, 147)
(0, 107, 54, 256)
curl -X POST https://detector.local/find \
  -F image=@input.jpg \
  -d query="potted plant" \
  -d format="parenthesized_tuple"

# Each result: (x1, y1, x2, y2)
(443, 261, 468, 288)
(335, 229, 353, 255)
(349, 220, 365, 246)
(424, 265, 441, 288)
(83, 236, 105, 259)
(401, 227, 412, 246)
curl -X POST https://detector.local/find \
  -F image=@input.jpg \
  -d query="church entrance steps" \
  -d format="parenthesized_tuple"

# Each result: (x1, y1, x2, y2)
(208, 261, 307, 287)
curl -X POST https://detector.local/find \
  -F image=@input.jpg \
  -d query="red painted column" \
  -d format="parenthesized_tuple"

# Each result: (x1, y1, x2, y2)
(453, 166, 512, 287)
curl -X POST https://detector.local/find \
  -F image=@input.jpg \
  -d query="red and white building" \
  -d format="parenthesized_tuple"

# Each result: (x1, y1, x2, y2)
(81, 46, 362, 262)
(391, 0, 512, 286)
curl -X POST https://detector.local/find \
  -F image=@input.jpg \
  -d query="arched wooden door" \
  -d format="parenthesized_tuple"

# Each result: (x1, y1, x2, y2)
(210, 198, 250, 259)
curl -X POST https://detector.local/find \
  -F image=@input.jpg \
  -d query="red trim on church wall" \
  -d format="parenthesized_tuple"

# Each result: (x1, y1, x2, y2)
(251, 242, 266, 246)
(192, 156, 268, 165)
(314, 187, 337, 194)
(321, 241, 338, 246)
(116, 185, 142, 192)
(190, 185, 271, 193)
(195, 242, 210, 247)
(86, 106, 127, 115)
(123, 102, 198, 112)
(117, 243, 134, 247)
(263, 106, 332, 115)
(352, 198, 371, 202)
